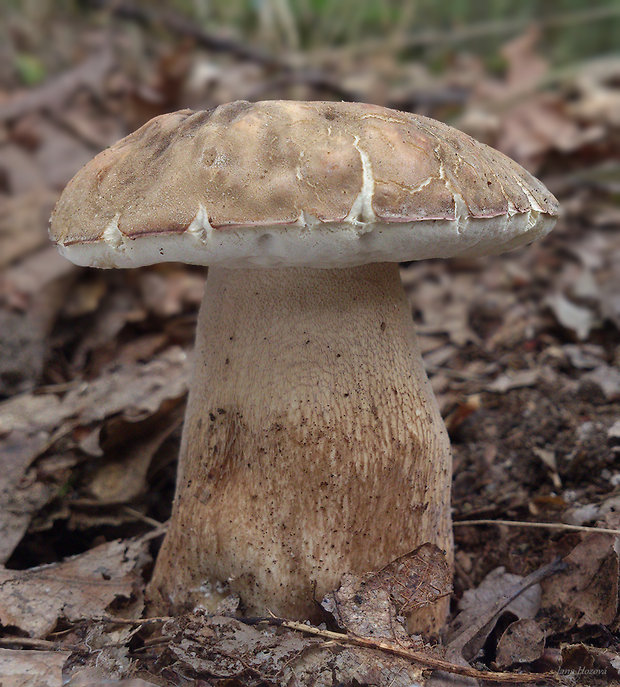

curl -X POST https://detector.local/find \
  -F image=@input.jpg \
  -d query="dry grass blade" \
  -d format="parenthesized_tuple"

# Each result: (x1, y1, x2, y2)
(453, 519, 620, 536)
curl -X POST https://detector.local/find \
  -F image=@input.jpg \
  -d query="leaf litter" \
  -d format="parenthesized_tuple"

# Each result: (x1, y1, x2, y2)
(1, 4, 620, 685)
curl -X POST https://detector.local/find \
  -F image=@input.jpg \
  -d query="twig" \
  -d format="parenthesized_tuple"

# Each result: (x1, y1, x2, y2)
(0, 637, 57, 649)
(95, 614, 172, 626)
(46, 109, 112, 152)
(0, 636, 89, 654)
(34, 380, 83, 394)
(453, 519, 620, 536)
(0, 49, 114, 123)
(424, 364, 484, 382)
(129, 638, 170, 654)
(85, 0, 283, 68)
(446, 558, 565, 661)
(234, 616, 556, 684)
(122, 506, 167, 530)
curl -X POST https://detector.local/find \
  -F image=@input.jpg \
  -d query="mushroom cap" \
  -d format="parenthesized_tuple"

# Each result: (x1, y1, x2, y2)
(50, 100, 559, 269)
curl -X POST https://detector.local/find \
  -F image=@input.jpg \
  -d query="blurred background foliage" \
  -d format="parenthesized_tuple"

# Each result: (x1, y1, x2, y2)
(2, 0, 620, 85)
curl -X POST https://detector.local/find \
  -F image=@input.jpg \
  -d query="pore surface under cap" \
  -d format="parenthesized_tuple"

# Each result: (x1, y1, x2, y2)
(49, 100, 559, 269)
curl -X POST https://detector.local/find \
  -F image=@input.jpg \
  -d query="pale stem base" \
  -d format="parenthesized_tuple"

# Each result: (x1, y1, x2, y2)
(149, 262, 453, 632)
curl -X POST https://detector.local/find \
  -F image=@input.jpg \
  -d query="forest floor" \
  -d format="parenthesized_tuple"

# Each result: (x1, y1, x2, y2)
(0, 5, 619, 686)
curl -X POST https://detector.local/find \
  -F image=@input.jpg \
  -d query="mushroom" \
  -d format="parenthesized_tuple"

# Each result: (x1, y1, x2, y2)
(49, 100, 558, 631)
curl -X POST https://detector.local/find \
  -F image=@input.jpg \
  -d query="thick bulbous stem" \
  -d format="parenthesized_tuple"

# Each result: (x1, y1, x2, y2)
(148, 263, 452, 631)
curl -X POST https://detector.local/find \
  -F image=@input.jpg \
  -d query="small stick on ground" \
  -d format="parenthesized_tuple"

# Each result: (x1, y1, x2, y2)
(95, 614, 172, 626)
(0, 637, 57, 650)
(234, 615, 558, 684)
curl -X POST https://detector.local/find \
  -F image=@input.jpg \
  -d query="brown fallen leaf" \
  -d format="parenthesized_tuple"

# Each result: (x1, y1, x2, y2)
(87, 410, 182, 505)
(546, 293, 598, 341)
(559, 644, 620, 686)
(0, 431, 48, 560)
(0, 648, 70, 687)
(65, 671, 160, 687)
(569, 57, 620, 128)
(136, 266, 205, 318)
(0, 190, 57, 268)
(563, 493, 620, 527)
(232, 615, 554, 684)
(0, 247, 78, 395)
(0, 349, 188, 559)
(165, 613, 430, 686)
(501, 26, 547, 91)
(65, 347, 190, 425)
(495, 618, 546, 668)
(289, 643, 427, 687)
(562, 343, 606, 370)
(373, 544, 452, 614)
(165, 614, 320, 682)
(0, 537, 150, 638)
(539, 533, 619, 633)
(580, 364, 620, 401)
(608, 420, 620, 442)
(0, 431, 73, 565)
(0, 348, 189, 441)
(486, 369, 540, 394)
(446, 562, 559, 662)
(322, 544, 451, 641)
(322, 572, 410, 643)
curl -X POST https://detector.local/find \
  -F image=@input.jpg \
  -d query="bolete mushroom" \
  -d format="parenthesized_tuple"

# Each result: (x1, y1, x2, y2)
(49, 100, 558, 631)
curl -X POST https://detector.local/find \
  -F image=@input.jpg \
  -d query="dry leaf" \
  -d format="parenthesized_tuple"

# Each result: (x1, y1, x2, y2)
(289, 644, 427, 687)
(322, 544, 451, 641)
(0, 190, 56, 268)
(539, 533, 619, 632)
(0, 248, 77, 395)
(371, 544, 452, 613)
(165, 613, 427, 687)
(0, 348, 189, 440)
(495, 618, 545, 668)
(447, 566, 543, 662)
(0, 430, 62, 564)
(457, 568, 542, 621)
(88, 415, 181, 504)
(166, 614, 318, 681)
(564, 493, 620, 527)
(569, 57, 620, 128)
(501, 27, 547, 90)
(560, 644, 620, 686)
(137, 266, 205, 318)
(65, 671, 159, 687)
(322, 573, 409, 643)
(546, 293, 597, 341)
(0, 648, 70, 687)
(580, 365, 620, 401)
(562, 344, 606, 370)
(0, 349, 188, 558)
(486, 369, 539, 393)
(0, 537, 150, 637)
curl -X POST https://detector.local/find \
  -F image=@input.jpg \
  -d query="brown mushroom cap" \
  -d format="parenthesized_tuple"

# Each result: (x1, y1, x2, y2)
(50, 100, 558, 268)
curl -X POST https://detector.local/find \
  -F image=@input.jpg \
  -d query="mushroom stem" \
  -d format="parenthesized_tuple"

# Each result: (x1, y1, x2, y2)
(149, 262, 452, 631)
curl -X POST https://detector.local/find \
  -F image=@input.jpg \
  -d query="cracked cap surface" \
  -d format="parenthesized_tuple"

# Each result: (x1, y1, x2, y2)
(49, 100, 559, 269)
